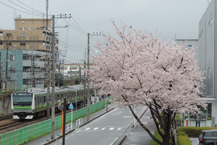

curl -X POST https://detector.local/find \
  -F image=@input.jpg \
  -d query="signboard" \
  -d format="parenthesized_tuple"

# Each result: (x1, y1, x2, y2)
(68, 103, 74, 110)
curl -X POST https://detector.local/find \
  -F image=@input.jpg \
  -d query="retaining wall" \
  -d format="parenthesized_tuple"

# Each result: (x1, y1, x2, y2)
(0, 94, 11, 115)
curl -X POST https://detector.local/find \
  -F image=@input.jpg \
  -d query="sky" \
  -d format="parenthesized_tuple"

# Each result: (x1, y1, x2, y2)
(0, 0, 209, 63)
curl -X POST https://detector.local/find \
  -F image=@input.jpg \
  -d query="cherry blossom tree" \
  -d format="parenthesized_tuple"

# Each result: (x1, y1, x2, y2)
(89, 22, 206, 145)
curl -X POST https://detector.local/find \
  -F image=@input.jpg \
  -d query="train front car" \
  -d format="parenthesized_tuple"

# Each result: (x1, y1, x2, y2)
(11, 92, 34, 120)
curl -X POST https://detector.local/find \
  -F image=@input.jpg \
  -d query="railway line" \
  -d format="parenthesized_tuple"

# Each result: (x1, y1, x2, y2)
(0, 114, 12, 121)
(0, 104, 83, 134)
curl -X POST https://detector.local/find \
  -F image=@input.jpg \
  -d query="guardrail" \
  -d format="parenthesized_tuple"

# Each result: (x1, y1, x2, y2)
(0, 97, 111, 145)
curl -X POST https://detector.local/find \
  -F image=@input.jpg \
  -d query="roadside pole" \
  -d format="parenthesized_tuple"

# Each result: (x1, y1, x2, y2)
(62, 97, 66, 145)
(68, 102, 74, 130)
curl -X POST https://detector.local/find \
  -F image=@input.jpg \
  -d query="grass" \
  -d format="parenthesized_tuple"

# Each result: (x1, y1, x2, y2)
(150, 129, 164, 145)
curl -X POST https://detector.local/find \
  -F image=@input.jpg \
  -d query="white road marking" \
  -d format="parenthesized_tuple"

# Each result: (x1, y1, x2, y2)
(85, 128, 90, 130)
(112, 111, 122, 115)
(117, 128, 122, 131)
(109, 128, 114, 130)
(101, 127, 105, 130)
(93, 127, 99, 130)
(142, 122, 148, 124)
(123, 116, 132, 118)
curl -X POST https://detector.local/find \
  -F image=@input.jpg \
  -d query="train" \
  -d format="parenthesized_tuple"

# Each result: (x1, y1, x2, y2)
(11, 85, 93, 120)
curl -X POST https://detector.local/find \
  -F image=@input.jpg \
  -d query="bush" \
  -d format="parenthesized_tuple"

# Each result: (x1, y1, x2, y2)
(177, 127, 217, 137)
(177, 135, 191, 145)
(176, 131, 186, 136)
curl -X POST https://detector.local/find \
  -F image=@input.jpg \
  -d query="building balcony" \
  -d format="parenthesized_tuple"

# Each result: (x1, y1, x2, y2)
(23, 72, 44, 79)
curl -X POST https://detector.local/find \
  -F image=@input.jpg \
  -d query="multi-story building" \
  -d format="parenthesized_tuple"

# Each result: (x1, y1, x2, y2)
(175, 39, 199, 61)
(0, 17, 58, 89)
(179, 0, 217, 127)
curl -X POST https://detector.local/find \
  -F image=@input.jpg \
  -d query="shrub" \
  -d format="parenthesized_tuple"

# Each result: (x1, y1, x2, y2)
(177, 135, 191, 145)
(177, 127, 217, 137)
(176, 131, 186, 136)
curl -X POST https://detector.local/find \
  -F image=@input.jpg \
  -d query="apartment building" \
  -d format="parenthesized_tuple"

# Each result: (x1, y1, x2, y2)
(0, 17, 58, 89)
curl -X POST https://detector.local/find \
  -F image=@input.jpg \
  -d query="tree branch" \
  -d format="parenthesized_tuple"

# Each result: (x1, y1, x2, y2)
(150, 105, 164, 138)
(122, 95, 163, 145)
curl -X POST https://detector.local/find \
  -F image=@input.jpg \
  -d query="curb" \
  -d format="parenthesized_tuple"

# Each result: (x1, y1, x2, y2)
(115, 107, 149, 145)
(43, 108, 115, 145)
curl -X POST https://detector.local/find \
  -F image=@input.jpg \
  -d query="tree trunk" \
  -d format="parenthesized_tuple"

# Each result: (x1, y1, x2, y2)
(163, 127, 171, 145)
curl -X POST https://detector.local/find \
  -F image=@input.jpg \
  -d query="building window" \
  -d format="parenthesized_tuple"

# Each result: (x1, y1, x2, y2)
(6, 43, 12, 46)
(20, 43, 26, 46)
(0, 31, 3, 36)
(0, 41, 2, 45)
(23, 55, 30, 60)
(10, 55, 15, 61)
(70, 67, 77, 70)
(10, 67, 15, 73)
(6, 33, 12, 37)
(20, 33, 26, 37)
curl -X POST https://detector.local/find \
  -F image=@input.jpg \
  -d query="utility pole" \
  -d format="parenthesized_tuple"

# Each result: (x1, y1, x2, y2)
(86, 32, 101, 120)
(46, 0, 50, 120)
(31, 45, 35, 88)
(5, 42, 9, 91)
(84, 61, 86, 108)
(51, 15, 56, 140)
(79, 64, 81, 83)
(87, 33, 90, 121)
(58, 61, 60, 87)
(0, 52, 1, 89)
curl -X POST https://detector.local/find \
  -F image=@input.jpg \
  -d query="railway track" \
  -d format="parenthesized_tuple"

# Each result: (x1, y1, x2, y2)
(0, 121, 27, 131)
(0, 104, 83, 134)
(0, 114, 12, 121)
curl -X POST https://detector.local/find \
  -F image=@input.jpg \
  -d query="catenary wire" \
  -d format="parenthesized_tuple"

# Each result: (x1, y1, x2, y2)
(63, 19, 86, 35)
(69, 18, 87, 34)
(17, 0, 45, 14)
(8, 0, 44, 15)
(0, 1, 42, 16)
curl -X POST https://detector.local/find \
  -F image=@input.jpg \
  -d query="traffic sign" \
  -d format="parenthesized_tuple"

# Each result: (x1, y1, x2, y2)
(58, 103, 64, 111)
(104, 95, 107, 98)
(68, 103, 74, 109)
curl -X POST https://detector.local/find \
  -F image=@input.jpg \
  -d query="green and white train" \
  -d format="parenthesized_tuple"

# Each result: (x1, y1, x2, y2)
(11, 85, 93, 120)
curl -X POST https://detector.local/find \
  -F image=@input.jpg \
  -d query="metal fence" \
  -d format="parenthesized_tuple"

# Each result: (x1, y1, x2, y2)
(0, 97, 111, 145)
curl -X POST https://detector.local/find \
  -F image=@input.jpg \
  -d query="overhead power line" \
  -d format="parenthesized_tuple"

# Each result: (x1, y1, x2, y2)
(0, 1, 42, 16)
(8, 0, 44, 15)
(64, 19, 86, 35)
(58, 39, 85, 50)
(69, 18, 87, 34)
(17, 0, 45, 14)
(59, 42, 84, 52)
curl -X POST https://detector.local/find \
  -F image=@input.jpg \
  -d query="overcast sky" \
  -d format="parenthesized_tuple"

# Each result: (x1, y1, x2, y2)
(0, 0, 209, 63)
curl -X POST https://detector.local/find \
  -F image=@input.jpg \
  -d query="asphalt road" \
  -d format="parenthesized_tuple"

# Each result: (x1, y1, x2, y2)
(51, 105, 144, 145)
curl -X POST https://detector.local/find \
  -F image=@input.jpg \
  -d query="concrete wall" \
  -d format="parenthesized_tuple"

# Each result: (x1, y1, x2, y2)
(199, 0, 217, 98)
(199, 12, 206, 94)
(0, 94, 11, 115)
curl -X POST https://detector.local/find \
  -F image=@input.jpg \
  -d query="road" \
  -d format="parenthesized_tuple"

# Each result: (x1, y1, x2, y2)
(51, 104, 145, 145)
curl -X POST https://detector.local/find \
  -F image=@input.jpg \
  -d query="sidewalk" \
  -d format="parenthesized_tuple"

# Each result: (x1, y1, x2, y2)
(121, 109, 156, 145)
(26, 104, 116, 145)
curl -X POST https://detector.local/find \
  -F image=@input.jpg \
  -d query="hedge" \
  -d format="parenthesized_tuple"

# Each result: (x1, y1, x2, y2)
(177, 127, 217, 137)
(177, 135, 191, 145)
